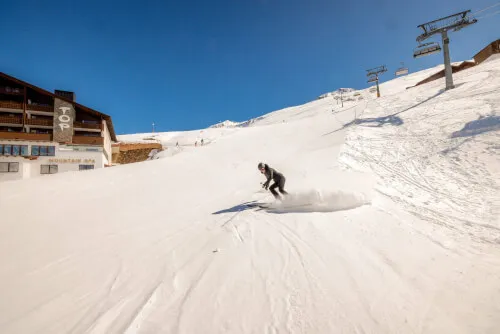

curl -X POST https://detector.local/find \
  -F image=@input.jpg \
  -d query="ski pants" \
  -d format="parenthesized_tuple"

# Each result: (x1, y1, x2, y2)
(270, 177, 288, 198)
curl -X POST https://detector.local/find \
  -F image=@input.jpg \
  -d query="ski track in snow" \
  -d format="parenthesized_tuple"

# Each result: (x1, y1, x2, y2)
(340, 59, 500, 244)
(1, 58, 500, 333)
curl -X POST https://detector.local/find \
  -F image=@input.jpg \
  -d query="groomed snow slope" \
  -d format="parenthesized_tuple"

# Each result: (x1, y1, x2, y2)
(1, 58, 499, 334)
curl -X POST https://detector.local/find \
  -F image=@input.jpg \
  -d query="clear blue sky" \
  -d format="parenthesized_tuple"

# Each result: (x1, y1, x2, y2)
(1, 0, 499, 134)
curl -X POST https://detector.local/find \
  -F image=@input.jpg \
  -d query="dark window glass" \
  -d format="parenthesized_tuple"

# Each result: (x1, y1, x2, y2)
(4, 145, 11, 155)
(39, 146, 47, 156)
(9, 162, 19, 172)
(12, 145, 20, 156)
(0, 145, 3, 155)
(31, 146, 39, 156)
(79, 164, 94, 171)
(41, 165, 57, 174)
(47, 146, 55, 156)
(21, 146, 29, 156)
(0, 162, 18, 173)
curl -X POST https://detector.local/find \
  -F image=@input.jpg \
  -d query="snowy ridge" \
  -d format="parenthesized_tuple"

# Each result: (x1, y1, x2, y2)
(209, 120, 241, 128)
(318, 87, 356, 99)
(1, 58, 500, 333)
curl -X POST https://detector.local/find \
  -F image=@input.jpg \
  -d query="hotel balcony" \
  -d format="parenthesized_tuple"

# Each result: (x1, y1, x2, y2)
(27, 104, 54, 113)
(72, 135, 104, 146)
(0, 87, 23, 95)
(0, 100, 54, 113)
(0, 101, 23, 112)
(0, 131, 52, 141)
(0, 115, 23, 126)
(74, 121, 103, 131)
(26, 118, 53, 127)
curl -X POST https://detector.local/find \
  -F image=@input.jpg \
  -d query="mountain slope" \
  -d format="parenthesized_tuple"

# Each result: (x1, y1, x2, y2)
(0, 58, 499, 334)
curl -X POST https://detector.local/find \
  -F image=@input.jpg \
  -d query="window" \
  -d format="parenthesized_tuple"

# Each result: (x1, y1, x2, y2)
(21, 146, 29, 156)
(9, 162, 19, 172)
(3, 145, 11, 155)
(40, 165, 58, 174)
(79, 164, 94, 171)
(12, 145, 20, 156)
(48, 146, 55, 156)
(31, 146, 55, 156)
(0, 162, 19, 173)
(0, 145, 2, 155)
(31, 146, 39, 156)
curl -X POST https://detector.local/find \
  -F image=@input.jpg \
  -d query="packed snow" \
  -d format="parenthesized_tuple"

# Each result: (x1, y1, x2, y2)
(1, 57, 499, 334)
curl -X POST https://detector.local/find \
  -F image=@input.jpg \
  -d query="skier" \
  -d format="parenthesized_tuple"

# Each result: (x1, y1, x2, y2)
(258, 162, 288, 200)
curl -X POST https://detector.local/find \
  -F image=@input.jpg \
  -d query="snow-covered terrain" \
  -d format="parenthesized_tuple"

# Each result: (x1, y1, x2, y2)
(1, 57, 499, 333)
(209, 120, 242, 128)
(318, 87, 356, 99)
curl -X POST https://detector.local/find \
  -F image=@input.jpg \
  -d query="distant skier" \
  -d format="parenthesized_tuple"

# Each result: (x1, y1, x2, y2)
(258, 162, 288, 200)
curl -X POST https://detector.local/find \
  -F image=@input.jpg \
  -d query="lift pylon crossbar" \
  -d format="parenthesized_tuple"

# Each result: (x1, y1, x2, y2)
(366, 65, 387, 78)
(416, 10, 477, 42)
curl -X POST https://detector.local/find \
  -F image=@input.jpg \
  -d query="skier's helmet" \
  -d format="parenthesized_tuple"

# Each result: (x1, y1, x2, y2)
(257, 162, 265, 170)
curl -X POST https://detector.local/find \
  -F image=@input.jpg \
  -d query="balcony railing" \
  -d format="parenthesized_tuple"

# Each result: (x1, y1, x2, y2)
(72, 135, 104, 145)
(0, 101, 23, 110)
(0, 101, 54, 113)
(0, 131, 52, 141)
(0, 87, 23, 95)
(0, 115, 23, 125)
(26, 118, 53, 126)
(27, 104, 53, 113)
(74, 121, 102, 130)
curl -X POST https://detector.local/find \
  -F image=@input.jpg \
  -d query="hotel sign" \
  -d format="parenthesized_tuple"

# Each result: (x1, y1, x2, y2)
(48, 158, 95, 164)
(53, 98, 75, 143)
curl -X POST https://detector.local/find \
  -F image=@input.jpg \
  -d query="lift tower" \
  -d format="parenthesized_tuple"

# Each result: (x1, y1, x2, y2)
(415, 10, 477, 90)
(366, 65, 387, 98)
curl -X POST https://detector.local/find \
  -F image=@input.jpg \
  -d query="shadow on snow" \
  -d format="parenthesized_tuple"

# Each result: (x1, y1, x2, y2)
(212, 201, 262, 215)
(213, 191, 371, 215)
(451, 115, 500, 138)
(323, 89, 445, 136)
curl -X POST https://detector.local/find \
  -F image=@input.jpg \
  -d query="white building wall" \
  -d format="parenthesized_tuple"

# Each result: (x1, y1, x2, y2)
(0, 155, 26, 182)
(22, 160, 31, 179)
(0, 140, 107, 182)
(102, 120, 112, 166)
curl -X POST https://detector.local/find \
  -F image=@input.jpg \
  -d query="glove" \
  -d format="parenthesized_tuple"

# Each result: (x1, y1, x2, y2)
(263, 181, 269, 190)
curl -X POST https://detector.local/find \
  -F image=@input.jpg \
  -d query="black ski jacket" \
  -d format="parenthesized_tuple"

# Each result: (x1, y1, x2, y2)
(263, 164, 284, 184)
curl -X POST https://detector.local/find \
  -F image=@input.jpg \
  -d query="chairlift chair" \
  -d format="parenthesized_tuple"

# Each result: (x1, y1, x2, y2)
(395, 68, 409, 76)
(413, 42, 441, 58)
(395, 62, 409, 76)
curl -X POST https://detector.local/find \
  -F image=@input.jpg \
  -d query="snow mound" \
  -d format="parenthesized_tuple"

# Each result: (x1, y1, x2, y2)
(269, 189, 371, 213)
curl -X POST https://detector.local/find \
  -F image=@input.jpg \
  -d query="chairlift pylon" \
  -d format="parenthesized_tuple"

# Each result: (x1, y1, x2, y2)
(413, 42, 441, 58)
